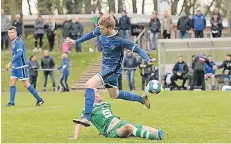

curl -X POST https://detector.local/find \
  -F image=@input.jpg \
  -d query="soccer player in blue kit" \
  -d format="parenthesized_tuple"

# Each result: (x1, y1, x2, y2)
(66, 14, 156, 127)
(5, 26, 44, 106)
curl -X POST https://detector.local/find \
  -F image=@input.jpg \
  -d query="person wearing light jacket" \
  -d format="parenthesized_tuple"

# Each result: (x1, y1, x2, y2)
(33, 15, 45, 52)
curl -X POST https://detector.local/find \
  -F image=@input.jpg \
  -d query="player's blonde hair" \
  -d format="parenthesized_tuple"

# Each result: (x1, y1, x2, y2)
(98, 14, 115, 29)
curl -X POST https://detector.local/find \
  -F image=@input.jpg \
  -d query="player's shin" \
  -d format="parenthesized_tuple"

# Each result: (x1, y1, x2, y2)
(84, 88, 95, 120)
(132, 127, 155, 140)
(116, 90, 143, 104)
(27, 84, 42, 102)
(9, 86, 16, 104)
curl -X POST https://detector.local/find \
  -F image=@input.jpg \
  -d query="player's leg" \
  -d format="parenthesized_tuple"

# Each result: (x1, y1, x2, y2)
(136, 124, 164, 140)
(106, 80, 150, 109)
(7, 74, 17, 106)
(20, 67, 44, 106)
(130, 70, 135, 91)
(117, 124, 134, 138)
(73, 74, 102, 127)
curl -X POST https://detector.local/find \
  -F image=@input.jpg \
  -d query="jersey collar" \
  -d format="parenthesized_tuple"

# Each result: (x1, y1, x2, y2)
(107, 30, 118, 38)
(12, 36, 18, 43)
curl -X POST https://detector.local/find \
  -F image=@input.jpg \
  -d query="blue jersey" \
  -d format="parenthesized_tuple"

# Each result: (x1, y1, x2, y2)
(11, 37, 28, 69)
(76, 27, 150, 71)
(57, 57, 70, 74)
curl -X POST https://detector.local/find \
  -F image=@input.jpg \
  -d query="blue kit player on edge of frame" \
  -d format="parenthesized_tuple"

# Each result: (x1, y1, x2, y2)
(66, 14, 156, 127)
(5, 26, 44, 106)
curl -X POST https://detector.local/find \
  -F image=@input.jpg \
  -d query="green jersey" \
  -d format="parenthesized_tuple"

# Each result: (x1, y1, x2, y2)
(82, 102, 119, 136)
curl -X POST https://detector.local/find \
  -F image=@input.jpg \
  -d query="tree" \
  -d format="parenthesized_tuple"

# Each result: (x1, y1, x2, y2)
(27, 0, 32, 15)
(204, 0, 216, 16)
(84, 0, 92, 14)
(118, 0, 123, 13)
(65, 0, 74, 14)
(132, 0, 137, 13)
(142, 0, 145, 14)
(107, 0, 116, 13)
(171, 0, 180, 15)
(153, 0, 158, 12)
(180, 0, 198, 16)
(227, 0, 231, 36)
(37, 0, 54, 15)
(53, 0, 65, 14)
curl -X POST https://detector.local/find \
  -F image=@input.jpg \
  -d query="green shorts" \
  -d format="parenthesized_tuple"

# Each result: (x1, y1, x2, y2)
(105, 120, 143, 138)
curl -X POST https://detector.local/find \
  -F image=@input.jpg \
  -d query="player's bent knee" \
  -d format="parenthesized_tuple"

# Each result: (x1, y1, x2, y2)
(10, 78, 16, 86)
(122, 125, 133, 137)
(22, 80, 30, 88)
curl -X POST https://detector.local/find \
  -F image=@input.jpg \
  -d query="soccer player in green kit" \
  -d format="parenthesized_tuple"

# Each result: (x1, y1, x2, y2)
(70, 88, 163, 140)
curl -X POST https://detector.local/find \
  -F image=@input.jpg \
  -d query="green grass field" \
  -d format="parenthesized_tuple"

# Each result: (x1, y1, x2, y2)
(2, 91, 231, 143)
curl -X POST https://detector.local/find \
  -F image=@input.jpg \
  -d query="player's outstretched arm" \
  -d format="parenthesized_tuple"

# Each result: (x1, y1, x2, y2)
(69, 124, 82, 140)
(66, 27, 101, 45)
(122, 39, 156, 64)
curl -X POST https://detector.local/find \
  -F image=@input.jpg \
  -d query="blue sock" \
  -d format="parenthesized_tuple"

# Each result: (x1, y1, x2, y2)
(27, 85, 42, 102)
(10, 86, 16, 104)
(84, 88, 95, 121)
(117, 90, 144, 104)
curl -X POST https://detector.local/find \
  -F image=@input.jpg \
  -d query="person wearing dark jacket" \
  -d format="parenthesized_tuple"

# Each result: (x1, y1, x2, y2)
(119, 10, 131, 39)
(45, 15, 57, 51)
(70, 16, 83, 52)
(189, 52, 215, 90)
(123, 50, 137, 91)
(57, 53, 70, 92)
(33, 15, 45, 52)
(177, 12, 191, 39)
(215, 54, 231, 79)
(41, 50, 56, 92)
(170, 56, 189, 90)
(192, 9, 206, 38)
(210, 14, 222, 38)
(149, 12, 161, 50)
(28, 55, 40, 89)
(62, 17, 72, 39)
(138, 57, 153, 91)
(12, 14, 23, 38)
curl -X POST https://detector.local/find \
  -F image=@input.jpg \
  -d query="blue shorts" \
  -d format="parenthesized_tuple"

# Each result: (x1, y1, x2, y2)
(97, 68, 122, 88)
(11, 67, 29, 80)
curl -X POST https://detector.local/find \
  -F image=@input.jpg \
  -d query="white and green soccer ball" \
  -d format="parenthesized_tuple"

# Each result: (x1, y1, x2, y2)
(146, 80, 163, 94)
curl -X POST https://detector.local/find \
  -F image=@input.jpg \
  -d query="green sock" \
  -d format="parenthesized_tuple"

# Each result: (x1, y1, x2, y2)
(133, 128, 155, 140)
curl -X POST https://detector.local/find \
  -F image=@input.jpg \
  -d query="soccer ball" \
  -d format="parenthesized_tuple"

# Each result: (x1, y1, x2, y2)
(146, 80, 163, 94)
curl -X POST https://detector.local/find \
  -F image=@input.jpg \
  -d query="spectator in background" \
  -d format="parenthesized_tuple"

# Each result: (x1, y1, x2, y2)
(213, 8, 222, 20)
(28, 55, 40, 90)
(213, 8, 223, 36)
(215, 54, 231, 79)
(149, 12, 161, 50)
(204, 55, 216, 90)
(33, 15, 45, 52)
(41, 50, 56, 92)
(188, 55, 195, 89)
(192, 9, 206, 38)
(170, 56, 189, 90)
(94, 12, 103, 52)
(70, 16, 83, 53)
(111, 11, 119, 29)
(138, 56, 153, 91)
(45, 15, 57, 52)
(189, 52, 215, 91)
(12, 14, 23, 38)
(123, 50, 137, 91)
(1, 9, 10, 50)
(57, 53, 70, 92)
(162, 10, 173, 39)
(210, 14, 222, 38)
(119, 10, 131, 39)
(62, 16, 72, 39)
(177, 12, 191, 39)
